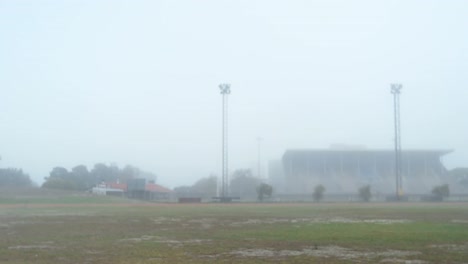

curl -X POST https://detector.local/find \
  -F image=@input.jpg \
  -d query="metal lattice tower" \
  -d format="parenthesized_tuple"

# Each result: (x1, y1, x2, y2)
(257, 137, 263, 179)
(391, 83, 403, 199)
(219, 83, 231, 199)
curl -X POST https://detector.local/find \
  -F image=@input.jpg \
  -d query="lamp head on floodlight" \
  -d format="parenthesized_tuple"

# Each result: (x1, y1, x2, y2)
(219, 83, 231, 94)
(391, 84, 402, 94)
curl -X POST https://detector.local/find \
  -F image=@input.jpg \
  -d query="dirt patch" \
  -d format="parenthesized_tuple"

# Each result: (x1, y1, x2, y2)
(231, 246, 420, 260)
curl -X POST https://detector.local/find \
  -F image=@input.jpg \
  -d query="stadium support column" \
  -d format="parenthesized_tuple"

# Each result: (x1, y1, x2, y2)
(219, 83, 231, 200)
(391, 84, 403, 199)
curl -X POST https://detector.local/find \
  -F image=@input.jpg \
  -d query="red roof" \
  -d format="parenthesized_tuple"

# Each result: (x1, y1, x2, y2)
(108, 183, 127, 191)
(105, 182, 171, 193)
(145, 183, 172, 193)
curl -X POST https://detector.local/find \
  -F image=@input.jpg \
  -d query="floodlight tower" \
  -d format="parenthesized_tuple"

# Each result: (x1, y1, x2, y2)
(257, 137, 263, 178)
(391, 83, 403, 199)
(219, 83, 231, 199)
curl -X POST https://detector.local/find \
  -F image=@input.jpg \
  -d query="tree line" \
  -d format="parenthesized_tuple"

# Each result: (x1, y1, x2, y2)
(174, 169, 273, 200)
(0, 168, 33, 187)
(42, 163, 157, 191)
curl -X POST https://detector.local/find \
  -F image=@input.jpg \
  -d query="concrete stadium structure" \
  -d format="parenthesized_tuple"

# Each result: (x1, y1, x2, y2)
(278, 149, 452, 194)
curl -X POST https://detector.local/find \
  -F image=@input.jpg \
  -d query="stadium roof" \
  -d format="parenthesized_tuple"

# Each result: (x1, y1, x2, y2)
(283, 149, 453, 159)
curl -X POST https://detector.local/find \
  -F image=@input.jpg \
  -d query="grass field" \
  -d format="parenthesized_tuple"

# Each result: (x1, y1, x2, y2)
(1, 190, 467, 263)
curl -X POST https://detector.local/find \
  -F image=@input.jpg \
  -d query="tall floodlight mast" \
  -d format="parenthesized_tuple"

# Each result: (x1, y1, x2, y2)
(391, 84, 403, 199)
(219, 83, 231, 199)
(257, 137, 263, 178)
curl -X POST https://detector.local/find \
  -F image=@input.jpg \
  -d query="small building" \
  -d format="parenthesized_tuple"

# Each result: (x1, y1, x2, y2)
(92, 183, 125, 196)
(145, 182, 172, 200)
(93, 180, 171, 200)
(126, 179, 172, 200)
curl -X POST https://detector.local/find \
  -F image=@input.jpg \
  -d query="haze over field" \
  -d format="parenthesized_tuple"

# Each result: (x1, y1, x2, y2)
(1, 1, 467, 187)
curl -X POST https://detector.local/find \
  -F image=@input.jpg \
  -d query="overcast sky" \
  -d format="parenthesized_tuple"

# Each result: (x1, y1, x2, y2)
(1, 0, 467, 188)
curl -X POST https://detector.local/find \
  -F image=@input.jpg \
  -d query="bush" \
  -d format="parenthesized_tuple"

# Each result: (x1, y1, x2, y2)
(432, 184, 450, 199)
(313, 184, 326, 202)
(358, 185, 372, 202)
(42, 178, 77, 190)
(256, 183, 272, 201)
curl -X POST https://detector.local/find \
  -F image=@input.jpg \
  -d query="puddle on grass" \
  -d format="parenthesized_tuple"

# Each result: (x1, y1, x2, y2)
(8, 241, 60, 250)
(429, 243, 468, 252)
(152, 217, 217, 229)
(118, 235, 156, 242)
(330, 218, 411, 224)
(151, 217, 411, 230)
(451, 219, 468, 224)
(188, 218, 217, 229)
(9, 245, 56, 250)
(230, 218, 291, 227)
(230, 246, 420, 260)
(29, 210, 95, 217)
(380, 259, 428, 264)
(229, 217, 411, 227)
(152, 217, 182, 224)
(117, 235, 211, 246)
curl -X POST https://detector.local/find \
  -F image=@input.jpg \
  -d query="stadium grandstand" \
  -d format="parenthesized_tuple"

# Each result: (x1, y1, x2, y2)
(277, 148, 452, 195)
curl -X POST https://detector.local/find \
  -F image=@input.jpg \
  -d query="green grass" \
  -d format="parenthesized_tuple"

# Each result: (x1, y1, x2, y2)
(0, 188, 130, 204)
(0, 191, 467, 263)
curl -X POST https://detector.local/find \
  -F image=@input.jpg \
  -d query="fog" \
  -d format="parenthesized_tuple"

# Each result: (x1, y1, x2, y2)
(1, 0, 467, 188)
